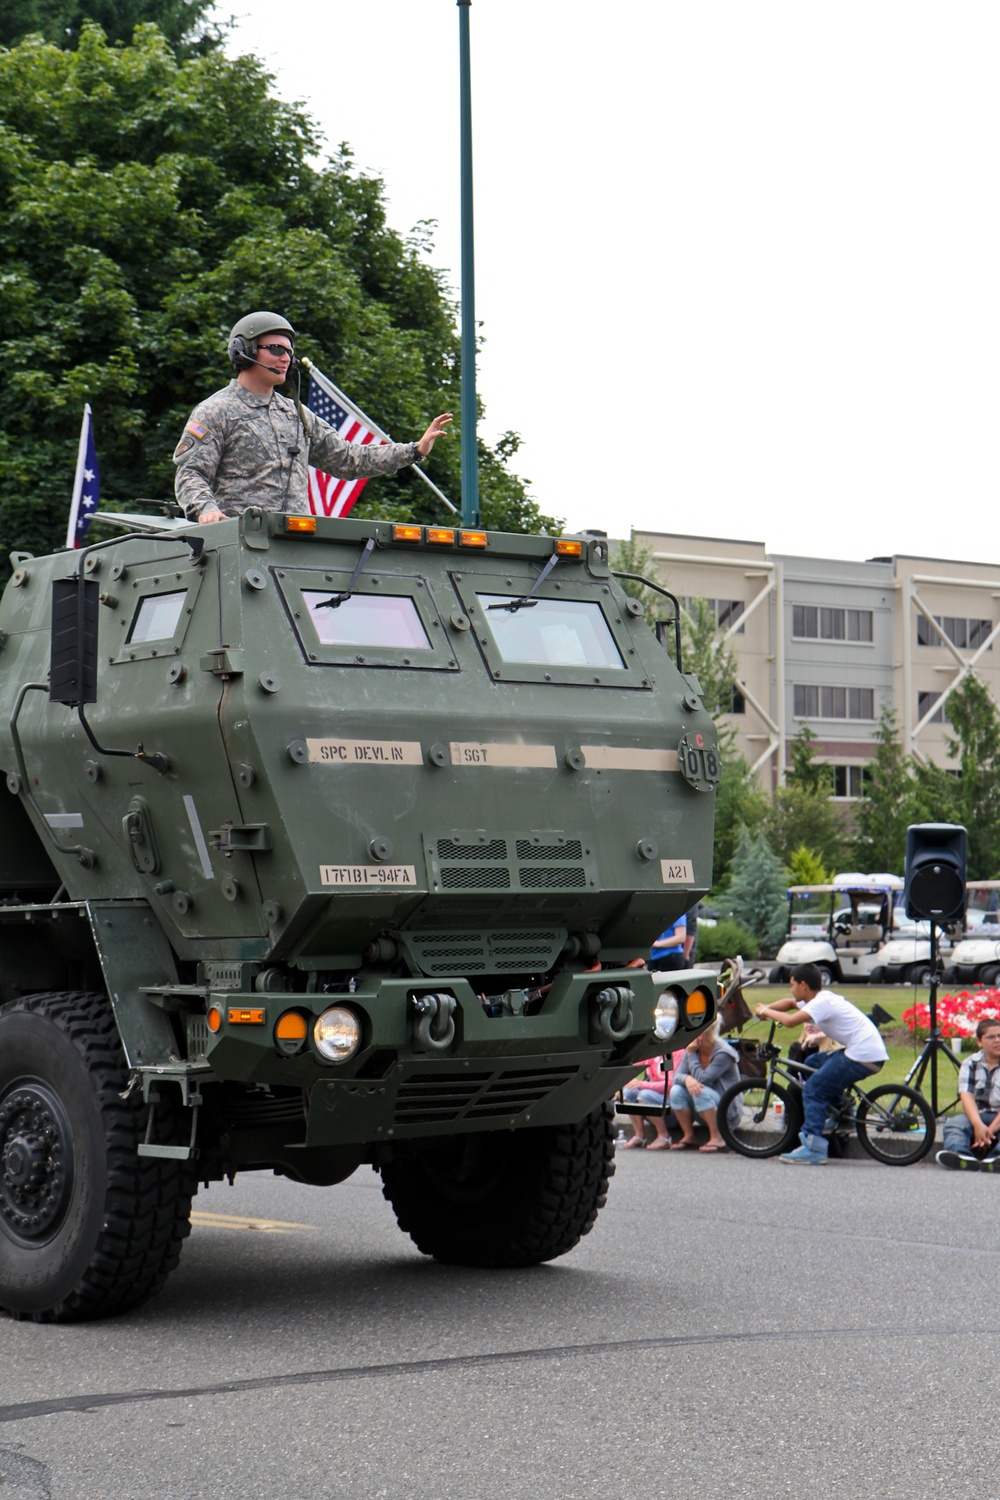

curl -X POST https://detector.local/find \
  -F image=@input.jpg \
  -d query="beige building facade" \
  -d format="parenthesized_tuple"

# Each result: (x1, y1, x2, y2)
(634, 531, 1000, 795)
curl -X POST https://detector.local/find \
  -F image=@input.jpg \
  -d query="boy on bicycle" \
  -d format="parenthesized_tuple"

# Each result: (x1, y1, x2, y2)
(754, 962, 888, 1165)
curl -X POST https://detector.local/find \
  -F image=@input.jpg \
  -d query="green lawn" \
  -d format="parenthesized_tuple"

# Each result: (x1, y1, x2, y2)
(734, 984, 964, 1106)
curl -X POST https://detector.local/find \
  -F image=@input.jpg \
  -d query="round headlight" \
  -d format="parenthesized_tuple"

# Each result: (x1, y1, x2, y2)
(313, 1007, 361, 1063)
(653, 990, 679, 1041)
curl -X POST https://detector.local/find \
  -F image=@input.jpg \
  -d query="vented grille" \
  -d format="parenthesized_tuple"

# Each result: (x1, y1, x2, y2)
(432, 830, 590, 896)
(406, 928, 565, 975)
(516, 839, 583, 861)
(441, 866, 511, 890)
(437, 838, 508, 861)
(186, 1017, 210, 1060)
(518, 866, 587, 889)
(394, 1065, 577, 1125)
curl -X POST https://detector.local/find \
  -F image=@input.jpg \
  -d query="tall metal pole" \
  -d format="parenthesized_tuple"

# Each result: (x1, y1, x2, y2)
(457, 0, 480, 527)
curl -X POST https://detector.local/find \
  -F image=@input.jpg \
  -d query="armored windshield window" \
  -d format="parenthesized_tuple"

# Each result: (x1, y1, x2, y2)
(477, 595, 626, 670)
(127, 590, 187, 645)
(303, 591, 432, 651)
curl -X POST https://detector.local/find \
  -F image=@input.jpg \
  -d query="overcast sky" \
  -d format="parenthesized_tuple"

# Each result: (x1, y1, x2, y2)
(217, 1, 1000, 562)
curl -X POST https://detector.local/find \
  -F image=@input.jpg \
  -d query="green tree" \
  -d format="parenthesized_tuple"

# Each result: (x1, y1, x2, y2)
(681, 597, 743, 731)
(0, 0, 220, 53)
(712, 751, 769, 889)
(786, 726, 832, 796)
(726, 828, 789, 954)
(912, 676, 1000, 880)
(0, 26, 555, 558)
(787, 845, 831, 885)
(853, 706, 914, 874)
(765, 779, 847, 873)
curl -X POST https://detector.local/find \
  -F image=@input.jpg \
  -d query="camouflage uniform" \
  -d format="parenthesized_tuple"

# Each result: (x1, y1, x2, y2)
(173, 381, 420, 520)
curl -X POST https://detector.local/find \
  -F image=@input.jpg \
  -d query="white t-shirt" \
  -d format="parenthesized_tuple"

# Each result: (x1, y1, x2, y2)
(800, 991, 889, 1065)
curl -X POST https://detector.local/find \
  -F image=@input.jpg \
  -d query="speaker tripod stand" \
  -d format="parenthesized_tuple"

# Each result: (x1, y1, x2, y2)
(902, 922, 961, 1117)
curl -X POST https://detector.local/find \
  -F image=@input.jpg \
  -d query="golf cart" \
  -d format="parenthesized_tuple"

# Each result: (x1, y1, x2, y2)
(768, 873, 940, 986)
(943, 881, 1000, 986)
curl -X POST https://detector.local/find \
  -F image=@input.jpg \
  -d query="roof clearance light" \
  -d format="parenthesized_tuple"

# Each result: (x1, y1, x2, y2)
(393, 525, 422, 543)
(460, 531, 488, 548)
(556, 540, 583, 556)
(228, 1007, 265, 1025)
(427, 528, 455, 545)
(313, 1007, 361, 1063)
(286, 516, 317, 534)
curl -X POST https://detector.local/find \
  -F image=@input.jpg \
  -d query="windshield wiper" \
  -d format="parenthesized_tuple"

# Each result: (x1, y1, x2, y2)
(315, 536, 377, 609)
(487, 551, 560, 614)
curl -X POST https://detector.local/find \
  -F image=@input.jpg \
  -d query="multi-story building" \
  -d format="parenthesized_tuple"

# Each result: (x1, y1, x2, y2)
(634, 530, 1000, 799)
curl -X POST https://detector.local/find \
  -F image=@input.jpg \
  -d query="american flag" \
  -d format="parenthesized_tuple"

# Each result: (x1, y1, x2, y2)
(306, 365, 388, 519)
(65, 403, 100, 549)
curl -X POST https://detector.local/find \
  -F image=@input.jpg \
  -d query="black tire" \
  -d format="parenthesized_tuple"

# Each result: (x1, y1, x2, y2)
(980, 965, 1000, 986)
(855, 1083, 936, 1166)
(717, 1077, 801, 1158)
(767, 966, 786, 984)
(380, 1104, 615, 1267)
(0, 992, 195, 1322)
(816, 964, 834, 987)
(906, 964, 931, 986)
(868, 966, 885, 985)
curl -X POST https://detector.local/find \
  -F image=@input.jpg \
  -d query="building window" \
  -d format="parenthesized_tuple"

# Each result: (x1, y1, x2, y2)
(831, 765, 868, 799)
(917, 690, 948, 725)
(792, 605, 873, 643)
(793, 684, 875, 720)
(730, 686, 746, 714)
(684, 597, 745, 634)
(916, 614, 992, 650)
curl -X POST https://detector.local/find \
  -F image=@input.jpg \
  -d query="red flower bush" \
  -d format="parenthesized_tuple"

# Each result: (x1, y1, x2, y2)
(902, 989, 1000, 1040)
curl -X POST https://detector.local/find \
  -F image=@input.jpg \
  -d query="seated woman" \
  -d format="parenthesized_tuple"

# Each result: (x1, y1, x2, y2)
(621, 1056, 670, 1149)
(668, 1021, 741, 1153)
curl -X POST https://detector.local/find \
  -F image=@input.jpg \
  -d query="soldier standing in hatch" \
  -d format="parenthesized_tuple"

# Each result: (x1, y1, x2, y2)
(173, 311, 452, 523)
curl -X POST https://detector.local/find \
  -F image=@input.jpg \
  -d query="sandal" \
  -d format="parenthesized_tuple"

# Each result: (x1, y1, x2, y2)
(620, 1136, 647, 1149)
(669, 1139, 698, 1151)
(646, 1137, 671, 1151)
(699, 1142, 727, 1153)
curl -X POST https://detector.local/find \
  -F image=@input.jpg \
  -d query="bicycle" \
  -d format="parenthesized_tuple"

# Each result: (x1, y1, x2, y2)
(716, 1021, 936, 1165)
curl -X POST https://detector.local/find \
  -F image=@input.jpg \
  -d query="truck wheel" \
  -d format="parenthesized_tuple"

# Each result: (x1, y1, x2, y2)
(0, 992, 194, 1322)
(380, 1103, 615, 1267)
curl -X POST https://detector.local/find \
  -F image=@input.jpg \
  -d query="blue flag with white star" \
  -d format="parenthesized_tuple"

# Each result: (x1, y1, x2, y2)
(66, 403, 100, 549)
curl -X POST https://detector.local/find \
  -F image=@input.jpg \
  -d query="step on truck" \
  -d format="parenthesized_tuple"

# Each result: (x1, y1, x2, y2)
(0, 510, 719, 1320)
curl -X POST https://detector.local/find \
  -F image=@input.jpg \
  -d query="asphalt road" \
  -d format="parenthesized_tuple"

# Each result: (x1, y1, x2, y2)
(1, 1142, 997, 1500)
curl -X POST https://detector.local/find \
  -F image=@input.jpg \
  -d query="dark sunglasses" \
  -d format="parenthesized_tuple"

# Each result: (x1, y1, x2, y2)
(258, 343, 293, 358)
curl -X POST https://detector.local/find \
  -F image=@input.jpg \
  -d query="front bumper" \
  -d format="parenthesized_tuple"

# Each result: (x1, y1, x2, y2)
(195, 966, 717, 1146)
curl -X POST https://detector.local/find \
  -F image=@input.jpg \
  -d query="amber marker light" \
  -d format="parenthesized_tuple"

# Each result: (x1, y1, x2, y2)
(556, 540, 583, 557)
(228, 1007, 266, 1025)
(285, 515, 317, 534)
(275, 1011, 308, 1056)
(207, 1006, 222, 1034)
(393, 524, 422, 542)
(459, 531, 488, 548)
(427, 527, 455, 545)
(685, 988, 711, 1027)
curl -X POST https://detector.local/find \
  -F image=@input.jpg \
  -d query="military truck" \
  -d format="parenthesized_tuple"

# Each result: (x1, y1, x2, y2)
(0, 510, 719, 1321)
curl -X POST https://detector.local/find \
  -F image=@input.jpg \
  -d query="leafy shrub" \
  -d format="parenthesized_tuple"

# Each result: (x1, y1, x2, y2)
(696, 916, 761, 963)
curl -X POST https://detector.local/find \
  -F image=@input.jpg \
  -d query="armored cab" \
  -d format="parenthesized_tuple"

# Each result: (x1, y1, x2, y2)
(0, 511, 719, 1320)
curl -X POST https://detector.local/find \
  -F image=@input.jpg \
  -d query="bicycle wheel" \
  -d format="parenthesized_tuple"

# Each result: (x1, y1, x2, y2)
(717, 1077, 800, 1158)
(855, 1083, 936, 1166)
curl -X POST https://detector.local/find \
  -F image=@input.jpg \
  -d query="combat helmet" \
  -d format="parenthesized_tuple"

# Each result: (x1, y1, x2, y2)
(228, 312, 296, 371)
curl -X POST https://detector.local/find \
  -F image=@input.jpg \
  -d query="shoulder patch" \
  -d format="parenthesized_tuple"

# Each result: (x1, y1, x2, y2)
(185, 419, 209, 440)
